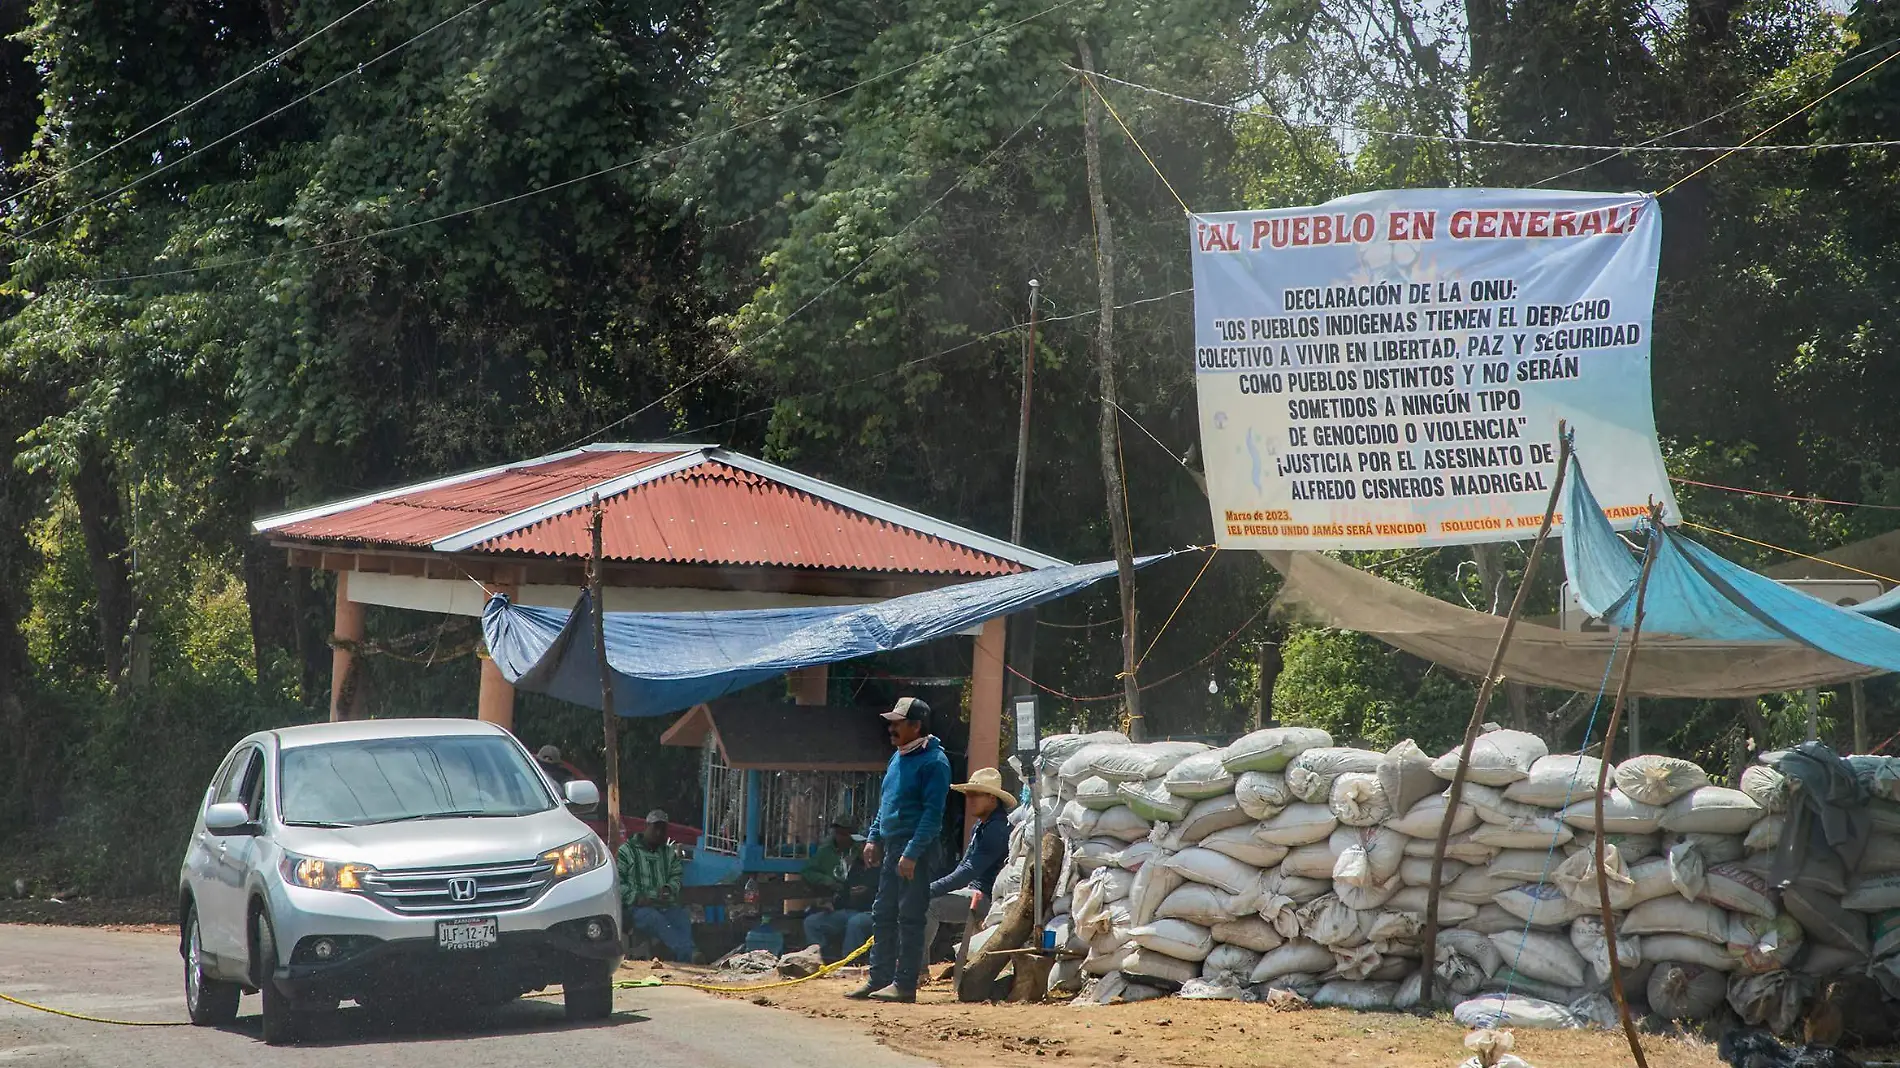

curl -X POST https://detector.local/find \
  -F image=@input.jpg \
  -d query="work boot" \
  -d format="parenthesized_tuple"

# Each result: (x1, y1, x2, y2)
(845, 982, 887, 1000)
(870, 987, 917, 1003)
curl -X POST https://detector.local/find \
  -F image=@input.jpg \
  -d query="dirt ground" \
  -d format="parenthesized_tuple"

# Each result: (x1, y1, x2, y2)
(624, 962, 1727, 1068)
(0, 895, 174, 931)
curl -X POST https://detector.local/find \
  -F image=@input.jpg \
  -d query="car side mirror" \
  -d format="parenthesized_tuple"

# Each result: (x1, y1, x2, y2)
(564, 779, 600, 809)
(204, 802, 257, 836)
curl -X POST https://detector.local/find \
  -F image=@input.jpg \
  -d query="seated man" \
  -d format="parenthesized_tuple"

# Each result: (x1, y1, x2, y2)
(921, 767, 1016, 970)
(803, 821, 877, 961)
(617, 809, 695, 962)
(536, 744, 575, 787)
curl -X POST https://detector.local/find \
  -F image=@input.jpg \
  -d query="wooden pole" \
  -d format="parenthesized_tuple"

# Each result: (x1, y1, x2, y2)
(590, 497, 623, 855)
(1592, 500, 1663, 1068)
(1853, 680, 1868, 753)
(1806, 687, 1821, 743)
(1012, 278, 1039, 547)
(1077, 39, 1143, 739)
(1420, 427, 1570, 1005)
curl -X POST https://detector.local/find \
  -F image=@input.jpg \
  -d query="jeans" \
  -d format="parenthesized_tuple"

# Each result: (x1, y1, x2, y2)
(922, 888, 981, 967)
(627, 905, 695, 962)
(866, 840, 938, 993)
(804, 908, 869, 961)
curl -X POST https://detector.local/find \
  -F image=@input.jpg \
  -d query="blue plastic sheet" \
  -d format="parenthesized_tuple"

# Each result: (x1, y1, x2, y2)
(1561, 455, 1900, 671)
(483, 554, 1174, 717)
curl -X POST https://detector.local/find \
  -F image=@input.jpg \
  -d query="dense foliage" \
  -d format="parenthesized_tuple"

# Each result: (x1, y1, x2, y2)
(4, 0, 1898, 893)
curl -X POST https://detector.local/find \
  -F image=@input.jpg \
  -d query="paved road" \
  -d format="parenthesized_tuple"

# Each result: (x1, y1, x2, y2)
(0, 926, 935, 1067)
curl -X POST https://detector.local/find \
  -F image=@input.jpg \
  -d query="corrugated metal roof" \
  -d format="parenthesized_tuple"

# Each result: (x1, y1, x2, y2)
(270, 451, 682, 547)
(262, 445, 1048, 576)
(481, 461, 1023, 575)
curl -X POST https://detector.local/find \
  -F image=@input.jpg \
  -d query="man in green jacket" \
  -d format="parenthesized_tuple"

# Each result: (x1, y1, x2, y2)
(618, 809, 695, 962)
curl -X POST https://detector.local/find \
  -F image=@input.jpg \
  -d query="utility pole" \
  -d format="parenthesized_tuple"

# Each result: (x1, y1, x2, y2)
(1007, 279, 1041, 720)
(1077, 38, 1143, 739)
(1011, 279, 1039, 545)
(589, 496, 623, 854)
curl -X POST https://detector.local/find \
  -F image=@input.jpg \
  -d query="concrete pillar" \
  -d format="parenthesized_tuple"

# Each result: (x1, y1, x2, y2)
(330, 572, 367, 722)
(477, 584, 518, 731)
(967, 617, 1006, 826)
(788, 664, 828, 705)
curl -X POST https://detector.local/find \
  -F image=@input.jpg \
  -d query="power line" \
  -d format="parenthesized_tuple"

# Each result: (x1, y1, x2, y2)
(3, 0, 382, 213)
(645, 288, 1194, 446)
(19, 0, 494, 243)
(1531, 32, 1900, 187)
(1082, 69, 1900, 154)
(557, 77, 1079, 450)
(86, 0, 1086, 284)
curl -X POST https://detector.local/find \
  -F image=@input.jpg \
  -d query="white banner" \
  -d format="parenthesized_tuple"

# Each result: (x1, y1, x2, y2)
(1190, 188, 1677, 549)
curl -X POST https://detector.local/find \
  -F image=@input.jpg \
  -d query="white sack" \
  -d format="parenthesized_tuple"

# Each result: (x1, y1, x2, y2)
(1431, 730, 1547, 787)
(1616, 755, 1709, 806)
(1504, 754, 1605, 808)
(1233, 771, 1291, 819)
(1222, 726, 1333, 773)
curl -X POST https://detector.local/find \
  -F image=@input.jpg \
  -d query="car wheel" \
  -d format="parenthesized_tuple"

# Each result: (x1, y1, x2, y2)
(253, 913, 300, 1046)
(183, 906, 240, 1026)
(562, 962, 615, 1022)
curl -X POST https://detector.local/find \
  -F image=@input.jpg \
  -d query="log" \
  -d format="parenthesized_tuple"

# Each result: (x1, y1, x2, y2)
(957, 832, 1062, 1002)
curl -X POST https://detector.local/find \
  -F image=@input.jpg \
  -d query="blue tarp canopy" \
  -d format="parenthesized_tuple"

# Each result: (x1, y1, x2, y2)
(483, 554, 1173, 718)
(1562, 455, 1900, 672)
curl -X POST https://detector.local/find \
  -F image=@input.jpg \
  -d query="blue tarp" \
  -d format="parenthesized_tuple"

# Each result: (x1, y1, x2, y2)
(1561, 455, 1900, 672)
(483, 554, 1174, 718)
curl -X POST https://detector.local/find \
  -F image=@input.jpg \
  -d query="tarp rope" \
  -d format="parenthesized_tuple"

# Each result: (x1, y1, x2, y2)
(0, 990, 190, 1027)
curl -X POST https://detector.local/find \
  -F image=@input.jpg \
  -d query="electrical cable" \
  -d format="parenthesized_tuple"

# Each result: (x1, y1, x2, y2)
(3, 0, 382, 212)
(19, 0, 496, 243)
(560, 77, 1077, 449)
(1077, 68, 1900, 154)
(87, 0, 1086, 284)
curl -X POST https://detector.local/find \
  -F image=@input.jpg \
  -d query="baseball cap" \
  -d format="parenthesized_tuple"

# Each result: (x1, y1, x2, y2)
(645, 809, 670, 824)
(536, 744, 562, 763)
(880, 696, 931, 723)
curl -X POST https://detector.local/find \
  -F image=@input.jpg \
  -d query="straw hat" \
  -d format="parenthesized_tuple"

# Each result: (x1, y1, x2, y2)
(950, 767, 1017, 808)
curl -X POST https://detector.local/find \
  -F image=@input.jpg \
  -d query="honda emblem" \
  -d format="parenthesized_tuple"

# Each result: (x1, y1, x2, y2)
(447, 877, 479, 903)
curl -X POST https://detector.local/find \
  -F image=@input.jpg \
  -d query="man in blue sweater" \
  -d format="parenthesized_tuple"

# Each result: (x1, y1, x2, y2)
(847, 696, 951, 1003)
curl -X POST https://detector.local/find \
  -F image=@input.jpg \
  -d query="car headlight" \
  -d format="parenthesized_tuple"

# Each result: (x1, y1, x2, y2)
(281, 852, 378, 892)
(541, 836, 607, 880)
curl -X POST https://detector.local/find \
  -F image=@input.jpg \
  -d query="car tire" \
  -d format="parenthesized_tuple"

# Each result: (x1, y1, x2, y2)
(253, 913, 300, 1046)
(563, 962, 615, 1022)
(183, 906, 239, 1026)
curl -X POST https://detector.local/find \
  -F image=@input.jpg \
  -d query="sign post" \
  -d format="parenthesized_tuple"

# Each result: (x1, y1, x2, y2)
(1015, 694, 1044, 934)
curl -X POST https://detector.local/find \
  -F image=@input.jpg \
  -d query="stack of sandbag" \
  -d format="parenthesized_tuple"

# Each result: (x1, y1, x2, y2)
(1028, 729, 1900, 1028)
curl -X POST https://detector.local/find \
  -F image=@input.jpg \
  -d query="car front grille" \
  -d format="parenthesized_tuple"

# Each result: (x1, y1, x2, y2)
(360, 860, 554, 915)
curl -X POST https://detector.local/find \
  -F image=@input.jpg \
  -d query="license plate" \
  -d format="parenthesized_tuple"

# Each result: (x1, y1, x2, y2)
(437, 917, 498, 951)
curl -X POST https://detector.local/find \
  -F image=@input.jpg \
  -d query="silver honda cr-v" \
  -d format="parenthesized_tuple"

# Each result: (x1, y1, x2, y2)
(177, 718, 623, 1044)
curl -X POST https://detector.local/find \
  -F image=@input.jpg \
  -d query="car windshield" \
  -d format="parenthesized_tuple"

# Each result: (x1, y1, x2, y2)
(279, 735, 555, 826)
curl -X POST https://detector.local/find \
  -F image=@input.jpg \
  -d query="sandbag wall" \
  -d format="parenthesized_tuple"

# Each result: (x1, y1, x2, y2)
(974, 728, 1900, 1031)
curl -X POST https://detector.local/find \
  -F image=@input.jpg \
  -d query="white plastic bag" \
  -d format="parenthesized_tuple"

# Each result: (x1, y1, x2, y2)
(1164, 749, 1236, 800)
(1615, 755, 1709, 806)
(1234, 771, 1292, 819)
(1432, 730, 1547, 787)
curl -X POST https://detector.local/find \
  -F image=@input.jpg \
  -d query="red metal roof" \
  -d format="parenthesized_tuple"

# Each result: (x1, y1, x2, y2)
(270, 451, 680, 547)
(483, 461, 1021, 575)
(260, 446, 1042, 577)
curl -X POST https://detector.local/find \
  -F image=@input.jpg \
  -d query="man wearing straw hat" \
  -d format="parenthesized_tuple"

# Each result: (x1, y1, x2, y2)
(920, 766, 1017, 970)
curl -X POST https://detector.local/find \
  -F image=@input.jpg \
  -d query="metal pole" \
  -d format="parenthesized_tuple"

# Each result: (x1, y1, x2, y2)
(1806, 687, 1821, 743)
(590, 497, 623, 855)
(1592, 501, 1663, 1068)
(1421, 426, 1570, 1006)
(1031, 756, 1044, 936)
(1011, 279, 1039, 547)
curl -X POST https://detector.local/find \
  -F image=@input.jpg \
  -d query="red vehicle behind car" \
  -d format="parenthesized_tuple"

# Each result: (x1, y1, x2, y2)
(547, 761, 702, 850)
